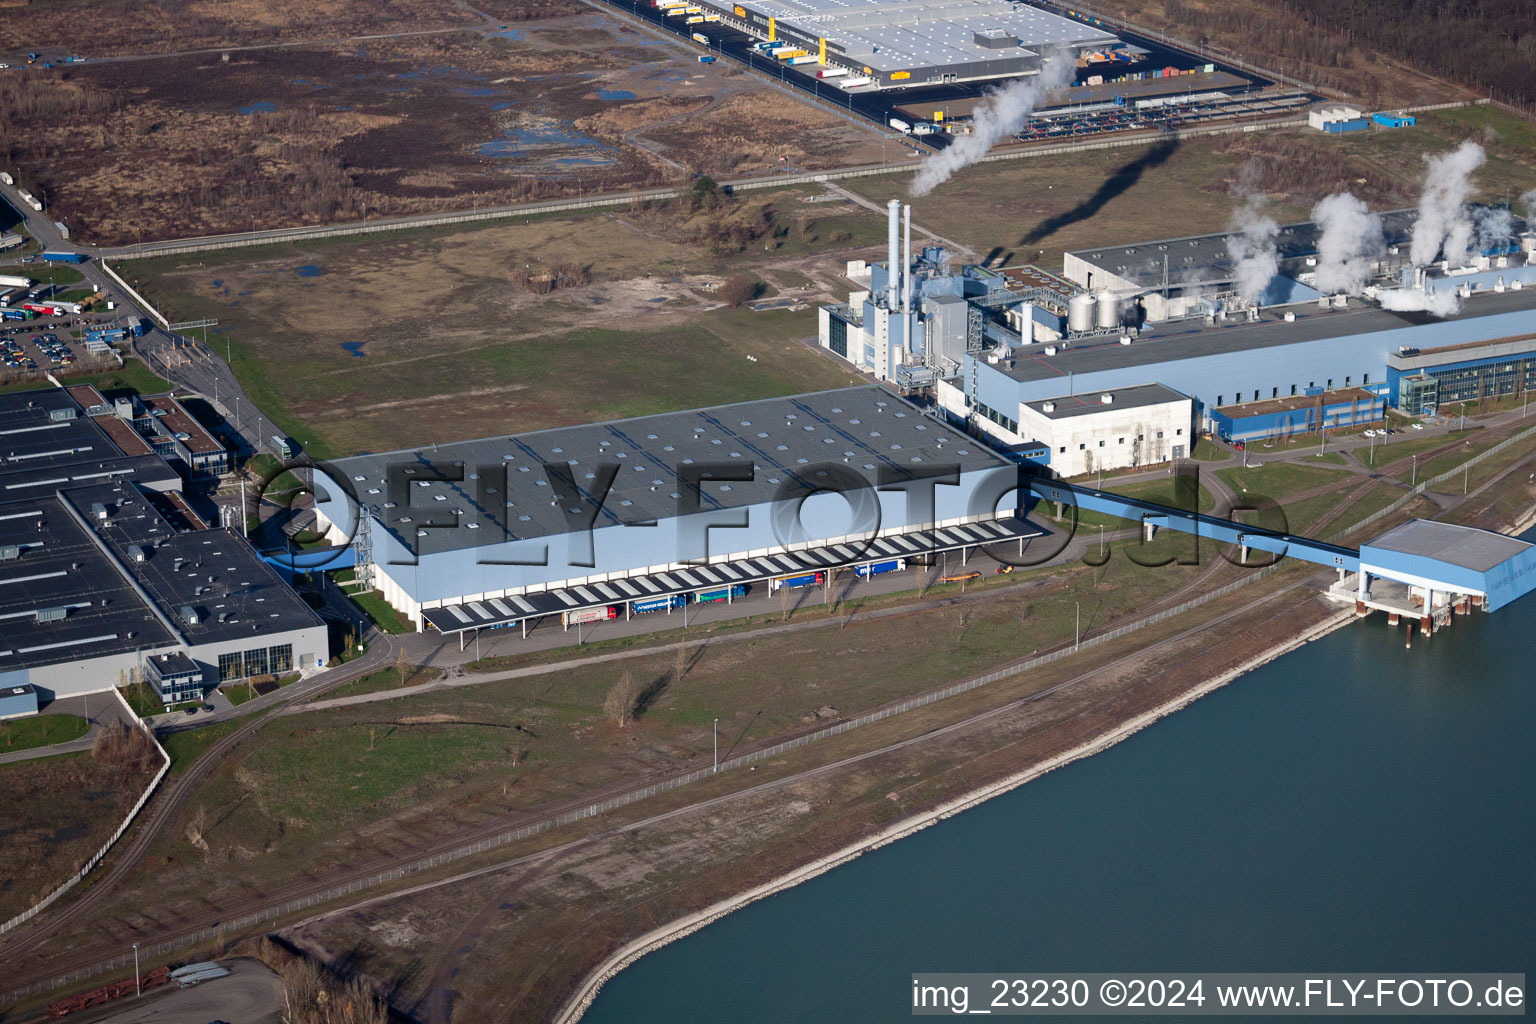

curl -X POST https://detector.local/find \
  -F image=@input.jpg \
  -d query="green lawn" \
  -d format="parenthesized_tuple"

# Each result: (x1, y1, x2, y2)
(0, 714, 89, 753)
(1218, 461, 1352, 501)
(320, 665, 444, 701)
(346, 586, 414, 636)
(159, 718, 244, 775)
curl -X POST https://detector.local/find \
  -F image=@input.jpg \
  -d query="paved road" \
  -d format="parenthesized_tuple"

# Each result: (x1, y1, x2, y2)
(89, 959, 282, 1024)
(0, 691, 138, 766)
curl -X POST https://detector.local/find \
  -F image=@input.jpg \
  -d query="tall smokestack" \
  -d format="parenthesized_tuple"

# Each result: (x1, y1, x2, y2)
(903, 203, 913, 313)
(886, 199, 900, 310)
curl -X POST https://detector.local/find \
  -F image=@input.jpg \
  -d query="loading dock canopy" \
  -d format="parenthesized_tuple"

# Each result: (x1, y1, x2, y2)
(421, 516, 1040, 634)
(1360, 520, 1536, 612)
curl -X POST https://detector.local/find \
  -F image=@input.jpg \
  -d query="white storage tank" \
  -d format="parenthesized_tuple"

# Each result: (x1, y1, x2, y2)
(1095, 291, 1120, 329)
(1067, 293, 1096, 333)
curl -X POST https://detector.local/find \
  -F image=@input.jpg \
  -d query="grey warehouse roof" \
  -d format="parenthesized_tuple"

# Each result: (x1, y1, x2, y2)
(1024, 383, 1188, 419)
(333, 387, 1011, 556)
(990, 286, 1536, 385)
(1067, 210, 1422, 291)
(0, 388, 179, 495)
(1363, 520, 1532, 573)
(736, 0, 1116, 72)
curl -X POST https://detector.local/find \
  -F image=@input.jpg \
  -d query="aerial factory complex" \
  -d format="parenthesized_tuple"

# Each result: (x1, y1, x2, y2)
(820, 200, 1536, 472)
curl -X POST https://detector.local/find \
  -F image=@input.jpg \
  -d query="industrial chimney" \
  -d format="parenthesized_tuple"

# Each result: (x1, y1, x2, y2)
(887, 199, 901, 310)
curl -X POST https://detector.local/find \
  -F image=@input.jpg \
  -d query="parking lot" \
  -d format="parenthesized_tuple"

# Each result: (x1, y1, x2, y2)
(1015, 90, 1312, 142)
(0, 313, 130, 374)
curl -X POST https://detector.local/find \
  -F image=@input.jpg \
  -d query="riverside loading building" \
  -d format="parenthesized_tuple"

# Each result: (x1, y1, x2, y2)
(819, 201, 1536, 474)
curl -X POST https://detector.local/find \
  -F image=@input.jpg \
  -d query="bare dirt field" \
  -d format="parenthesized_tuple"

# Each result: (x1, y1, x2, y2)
(0, 12, 886, 244)
(126, 187, 888, 456)
(0, 751, 155, 925)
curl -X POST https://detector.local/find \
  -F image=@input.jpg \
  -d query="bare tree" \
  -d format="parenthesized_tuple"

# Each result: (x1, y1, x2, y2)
(719, 274, 757, 307)
(605, 670, 643, 727)
(394, 646, 411, 688)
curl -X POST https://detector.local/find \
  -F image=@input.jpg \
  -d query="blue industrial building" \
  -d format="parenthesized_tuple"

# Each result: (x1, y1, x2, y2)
(0, 684, 39, 720)
(317, 386, 1041, 631)
(1210, 387, 1386, 443)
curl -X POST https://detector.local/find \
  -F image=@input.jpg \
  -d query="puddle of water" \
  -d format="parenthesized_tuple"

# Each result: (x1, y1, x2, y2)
(238, 101, 277, 115)
(598, 88, 636, 100)
(456, 86, 502, 97)
(556, 156, 611, 166)
(647, 297, 667, 303)
(296, 265, 323, 277)
(210, 279, 223, 288)
(479, 124, 614, 162)
(340, 341, 367, 358)
(489, 27, 525, 39)
(492, 102, 517, 111)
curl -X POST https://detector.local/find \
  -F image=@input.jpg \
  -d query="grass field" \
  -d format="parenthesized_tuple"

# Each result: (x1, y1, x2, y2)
(845, 110, 1536, 263)
(126, 193, 871, 456)
(0, 714, 89, 754)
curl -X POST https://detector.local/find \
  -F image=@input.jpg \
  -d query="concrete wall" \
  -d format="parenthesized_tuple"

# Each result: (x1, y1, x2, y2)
(1018, 397, 1193, 477)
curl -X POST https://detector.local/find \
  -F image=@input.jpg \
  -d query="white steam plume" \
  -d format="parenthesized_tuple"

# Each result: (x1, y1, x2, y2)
(1408, 140, 1485, 267)
(1474, 204, 1514, 253)
(910, 54, 1073, 197)
(1378, 286, 1461, 317)
(1521, 186, 1536, 223)
(1225, 194, 1280, 306)
(1310, 192, 1384, 295)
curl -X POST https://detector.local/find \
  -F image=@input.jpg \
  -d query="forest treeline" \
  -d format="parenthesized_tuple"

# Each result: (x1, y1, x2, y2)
(1274, 0, 1535, 106)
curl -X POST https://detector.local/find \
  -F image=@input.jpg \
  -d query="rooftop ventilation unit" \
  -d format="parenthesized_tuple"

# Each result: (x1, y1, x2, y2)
(1041, 402, 1056, 413)
(0, 545, 18, 561)
(35, 606, 66, 623)
(48, 407, 77, 422)
(90, 502, 107, 521)
(1100, 393, 1115, 405)
(127, 544, 146, 562)
(179, 604, 199, 625)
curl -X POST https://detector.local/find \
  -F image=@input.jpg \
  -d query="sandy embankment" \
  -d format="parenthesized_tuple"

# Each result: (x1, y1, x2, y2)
(555, 607, 1357, 1024)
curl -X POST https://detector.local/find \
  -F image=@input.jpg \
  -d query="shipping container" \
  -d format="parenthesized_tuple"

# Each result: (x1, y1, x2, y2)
(770, 571, 824, 591)
(696, 584, 747, 603)
(633, 594, 686, 613)
(855, 558, 907, 578)
(562, 605, 617, 627)
(697, 54, 716, 62)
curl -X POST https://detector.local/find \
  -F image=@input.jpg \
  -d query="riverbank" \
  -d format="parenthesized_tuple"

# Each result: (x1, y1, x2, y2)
(560, 466, 1536, 1023)
(555, 601, 1356, 1024)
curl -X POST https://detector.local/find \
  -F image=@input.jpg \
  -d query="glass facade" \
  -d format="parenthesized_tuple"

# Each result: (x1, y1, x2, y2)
(218, 651, 242, 682)
(219, 644, 298, 681)
(243, 647, 271, 678)
(1422, 357, 1536, 410)
(827, 315, 849, 359)
(270, 643, 293, 674)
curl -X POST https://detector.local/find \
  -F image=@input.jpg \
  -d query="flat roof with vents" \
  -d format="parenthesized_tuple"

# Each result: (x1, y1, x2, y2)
(332, 387, 1012, 556)
(1025, 384, 1189, 419)
(721, 0, 1117, 79)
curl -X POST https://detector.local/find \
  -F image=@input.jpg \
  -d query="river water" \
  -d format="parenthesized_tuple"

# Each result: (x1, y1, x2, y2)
(584, 554, 1536, 1022)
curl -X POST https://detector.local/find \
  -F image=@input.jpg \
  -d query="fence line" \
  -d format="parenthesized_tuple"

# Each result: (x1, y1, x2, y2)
(1331, 421, 1536, 540)
(0, 692, 170, 936)
(98, 259, 170, 329)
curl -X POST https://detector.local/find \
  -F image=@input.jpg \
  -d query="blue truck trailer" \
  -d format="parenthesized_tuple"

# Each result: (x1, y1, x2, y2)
(40, 251, 89, 264)
(633, 594, 687, 613)
(770, 571, 824, 591)
(696, 584, 746, 603)
(855, 558, 907, 579)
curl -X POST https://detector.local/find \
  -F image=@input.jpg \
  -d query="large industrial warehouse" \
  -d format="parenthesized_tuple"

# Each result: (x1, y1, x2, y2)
(0, 387, 328, 703)
(689, 0, 1122, 87)
(315, 386, 1042, 632)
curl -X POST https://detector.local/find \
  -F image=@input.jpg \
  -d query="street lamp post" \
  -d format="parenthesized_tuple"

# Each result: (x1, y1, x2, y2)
(1074, 601, 1080, 652)
(1412, 454, 1418, 487)
(713, 718, 719, 773)
(133, 943, 140, 996)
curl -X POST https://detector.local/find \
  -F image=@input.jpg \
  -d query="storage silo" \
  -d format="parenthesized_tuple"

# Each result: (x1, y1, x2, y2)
(1095, 291, 1120, 330)
(1068, 293, 1096, 333)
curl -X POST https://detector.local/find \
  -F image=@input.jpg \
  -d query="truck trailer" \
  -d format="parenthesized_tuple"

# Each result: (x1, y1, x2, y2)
(563, 606, 616, 627)
(633, 594, 687, 614)
(855, 558, 907, 578)
(788, 54, 819, 65)
(696, 584, 746, 603)
(839, 76, 872, 88)
(817, 67, 847, 78)
(770, 571, 824, 591)
(888, 118, 912, 134)
(40, 251, 88, 264)
(0, 275, 33, 289)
